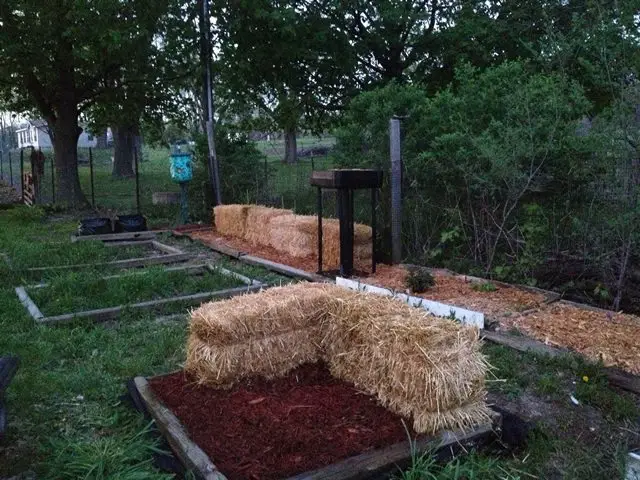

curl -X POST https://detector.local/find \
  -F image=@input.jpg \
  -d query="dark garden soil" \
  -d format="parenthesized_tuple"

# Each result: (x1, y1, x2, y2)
(149, 362, 418, 480)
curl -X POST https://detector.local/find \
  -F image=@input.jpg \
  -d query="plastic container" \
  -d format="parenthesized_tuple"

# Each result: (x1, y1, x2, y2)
(114, 214, 147, 233)
(77, 217, 113, 236)
(170, 144, 193, 183)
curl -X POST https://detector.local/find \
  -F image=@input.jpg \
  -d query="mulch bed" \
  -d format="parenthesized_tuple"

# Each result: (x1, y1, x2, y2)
(361, 264, 546, 316)
(149, 362, 417, 480)
(0, 181, 21, 205)
(499, 302, 640, 375)
(190, 229, 373, 274)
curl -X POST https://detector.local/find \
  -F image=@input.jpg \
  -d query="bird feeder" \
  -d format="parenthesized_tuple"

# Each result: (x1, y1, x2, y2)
(169, 143, 193, 224)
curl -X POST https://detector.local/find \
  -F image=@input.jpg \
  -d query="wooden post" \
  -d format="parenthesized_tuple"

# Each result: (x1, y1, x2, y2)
(390, 118, 402, 264)
(317, 186, 323, 274)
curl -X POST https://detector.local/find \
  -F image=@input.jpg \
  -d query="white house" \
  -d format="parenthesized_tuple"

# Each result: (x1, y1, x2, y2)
(16, 119, 98, 149)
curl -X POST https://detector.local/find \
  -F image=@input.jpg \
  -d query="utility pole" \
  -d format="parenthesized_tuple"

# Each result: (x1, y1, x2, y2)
(200, 0, 222, 205)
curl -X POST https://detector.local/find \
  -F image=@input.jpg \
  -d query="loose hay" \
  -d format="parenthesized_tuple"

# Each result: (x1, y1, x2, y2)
(187, 283, 491, 434)
(213, 204, 250, 238)
(244, 206, 293, 245)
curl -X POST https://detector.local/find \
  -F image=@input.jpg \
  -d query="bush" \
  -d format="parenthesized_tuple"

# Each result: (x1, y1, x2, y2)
(405, 267, 435, 293)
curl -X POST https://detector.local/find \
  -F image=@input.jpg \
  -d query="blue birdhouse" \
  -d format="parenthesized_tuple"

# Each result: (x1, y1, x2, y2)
(169, 143, 193, 183)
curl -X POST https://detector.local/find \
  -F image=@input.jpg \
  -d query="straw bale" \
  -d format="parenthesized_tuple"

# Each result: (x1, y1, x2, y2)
(187, 283, 490, 434)
(213, 204, 250, 238)
(244, 206, 293, 245)
(190, 283, 358, 345)
(186, 328, 321, 388)
(269, 215, 372, 266)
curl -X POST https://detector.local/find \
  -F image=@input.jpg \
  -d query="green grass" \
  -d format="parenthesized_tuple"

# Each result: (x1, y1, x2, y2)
(28, 267, 241, 316)
(0, 207, 637, 479)
(255, 135, 335, 162)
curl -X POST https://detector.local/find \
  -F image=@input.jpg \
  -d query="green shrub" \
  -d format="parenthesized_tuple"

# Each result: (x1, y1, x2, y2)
(405, 267, 435, 293)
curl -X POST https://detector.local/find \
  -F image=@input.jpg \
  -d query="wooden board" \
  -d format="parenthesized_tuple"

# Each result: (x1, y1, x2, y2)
(133, 375, 499, 480)
(37, 285, 265, 325)
(482, 330, 640, 395)
(70, 231, 160, 243)
(26, 240, 191, 272)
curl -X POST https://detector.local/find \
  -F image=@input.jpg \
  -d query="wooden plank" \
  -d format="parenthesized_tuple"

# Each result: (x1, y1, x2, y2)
(241, 255, 330, 283)
(70, 231, 160, 243)
(103, 240, 154, 248)
(0, 356, 19, 393)
(25, 264, 209, 290)
(26, 252, 192, 272)
(134, 377, 228, 480)
(206, 264, 260, 286)
(38, 285, 264, 325)
(15, 286, 44, 320)
(202, 241, 245, 259)
(284, 422, 496, 480)
(150, 241, 185, 255)
(482, 331, 640, 395)
(135, 371, 498, 480)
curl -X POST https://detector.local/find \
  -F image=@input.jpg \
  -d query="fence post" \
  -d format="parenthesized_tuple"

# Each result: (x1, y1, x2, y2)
(89, 147, 95, 208)
(49, 149, 55, 203)
(20, 148, 24, 203)
(8, 151, 13, 186)
(0, 150, 3, 180)
(390, 117, 402, 264)
(134, 146, 141, 214)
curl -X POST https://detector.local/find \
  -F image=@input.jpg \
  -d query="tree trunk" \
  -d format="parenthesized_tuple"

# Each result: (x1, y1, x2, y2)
(52, 108, 87, 207)
(112, 125, 136, 177)
(284, 128, 297, 164)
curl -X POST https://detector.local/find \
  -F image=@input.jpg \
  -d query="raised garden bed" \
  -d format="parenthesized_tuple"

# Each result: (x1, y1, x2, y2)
(70, 230, 162, 242)
(497, 300, 640, 376)
(135, 363, 498, 480)
(22, 240, 191, 272)
(15, 264, 265, 325)
(361, 265, 554, 318)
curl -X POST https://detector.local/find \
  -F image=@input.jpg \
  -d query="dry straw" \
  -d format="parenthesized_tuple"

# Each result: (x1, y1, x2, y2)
(213, 205, 250, 238)
(186, 283, 491, 434)
(244, 206, 293, 245)
(186, 328, 321, 388)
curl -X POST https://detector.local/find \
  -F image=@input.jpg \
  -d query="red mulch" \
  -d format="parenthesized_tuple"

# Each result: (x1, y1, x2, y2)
(149, 363, 416, 480)
(189, 229, 375, 275)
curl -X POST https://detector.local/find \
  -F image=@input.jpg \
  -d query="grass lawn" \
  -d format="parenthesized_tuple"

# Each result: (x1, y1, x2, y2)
(0, 206, 637, 479)
(27, 267, 242, 316)
(255, 134, 336, 162)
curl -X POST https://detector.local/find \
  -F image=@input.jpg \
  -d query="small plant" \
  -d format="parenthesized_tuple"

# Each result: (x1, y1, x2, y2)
(472, 282, 498, 293)
(405, 267, 435, 293)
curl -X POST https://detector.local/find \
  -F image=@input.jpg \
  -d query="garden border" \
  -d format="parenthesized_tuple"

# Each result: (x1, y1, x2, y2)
(15, 263, 266, 325)
(132, 374, 500, 480)
(24, 240, 192, 272)
(70, 231, 165, 243)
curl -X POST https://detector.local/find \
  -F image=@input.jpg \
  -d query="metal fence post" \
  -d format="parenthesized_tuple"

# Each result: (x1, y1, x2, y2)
(19, 148, 24, 202)
(390, 118, 402, 264)
(8, 151, 13, 186)
(134, 146, 141, 213)
(49, 149, 55, 203)
(89, 147, 95, 208)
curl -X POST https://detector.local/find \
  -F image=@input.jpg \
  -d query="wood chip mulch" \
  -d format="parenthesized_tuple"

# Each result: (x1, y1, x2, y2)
(189, 229, 372, 273)
(361, 264, 547, 316)
(499, 302, 640, 375)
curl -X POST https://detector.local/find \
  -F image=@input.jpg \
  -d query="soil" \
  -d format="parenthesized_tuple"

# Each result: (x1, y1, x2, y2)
(361, 264, 547, 316)
(499, 302, 640, 375)
(189, 230, 374, 274)
(149, 362, 417, 480)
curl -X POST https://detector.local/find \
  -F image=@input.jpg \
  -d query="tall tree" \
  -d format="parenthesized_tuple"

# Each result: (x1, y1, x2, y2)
(215, 0, 351, 163)
(0, 0, 169, 205)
